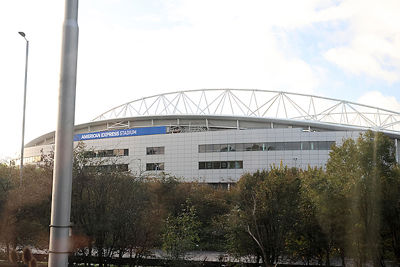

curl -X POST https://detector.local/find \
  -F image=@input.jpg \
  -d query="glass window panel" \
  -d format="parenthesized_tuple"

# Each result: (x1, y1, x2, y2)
(318, 141, 327, 150)
(228, 161, 236, 169)
(228, 144, 236, 152)
(213, 161, 221, 169)
(213, 144, 221, 152)
(205, 144, 213, 153)
(236, 143, 244, 151)
(315, 142, 321, 150)
(266, 143, 275, 151)
(158, 163, 165, 170)
(199, 145, 206, 153)
(244, 143, 253, 151)
(286, 142, 301, 150)
(328, 141, 335, 150)
(146, 163, 154, 171)
(235, 161, 243, 169)
(220, 144, 229, 152)
(84, 151, 96, 158)
(146, 162, 164, 170)
(199, 162, 206, 169)
(206, 162, 213, 169)
(124, 149, 129, 156)
(147, 146, 164, 155)
(117, 164, 129, 171)
(252, 143, 263, 151)
(221, 161, 228, 169)
(301, 141, 310, 150)
(275, 142, 285, 150)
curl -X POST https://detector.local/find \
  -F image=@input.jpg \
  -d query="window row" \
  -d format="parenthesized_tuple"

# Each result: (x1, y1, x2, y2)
(83, 164, 129, 172)
(84, 149, 129, 158)
(146, 146, 165, 155)
(146, 162, 165, 171)
(24, 155, 43, 164)
(198, 141, 335, 153)
(199, 161, 243, 170)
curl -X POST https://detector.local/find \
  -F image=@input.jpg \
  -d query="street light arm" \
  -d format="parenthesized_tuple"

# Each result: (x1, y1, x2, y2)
(18, 31, 28, 42)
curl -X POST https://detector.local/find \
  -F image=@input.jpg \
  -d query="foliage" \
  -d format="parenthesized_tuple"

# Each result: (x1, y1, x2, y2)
(326, 131, 400, 266)
(226, 166, 302, 266)
(1, 131, 400, 267)
(161, 201, 200, 261)
(0, 164, 52, 250)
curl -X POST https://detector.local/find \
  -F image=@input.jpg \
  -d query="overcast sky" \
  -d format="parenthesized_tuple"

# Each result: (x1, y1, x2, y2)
(1, 0, 400, 160)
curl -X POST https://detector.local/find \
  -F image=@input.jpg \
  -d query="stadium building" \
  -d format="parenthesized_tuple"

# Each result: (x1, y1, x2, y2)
(23, 89, 400, 184)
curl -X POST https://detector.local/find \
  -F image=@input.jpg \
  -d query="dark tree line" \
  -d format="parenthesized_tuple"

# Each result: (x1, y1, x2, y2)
(0, 131, 400, 267)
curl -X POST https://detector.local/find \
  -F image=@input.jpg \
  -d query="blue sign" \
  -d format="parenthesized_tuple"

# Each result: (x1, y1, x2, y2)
(73, 126, 167, 141)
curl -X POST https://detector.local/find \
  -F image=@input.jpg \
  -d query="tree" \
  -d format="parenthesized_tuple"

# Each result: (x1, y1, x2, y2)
(326, 131, 399, 266)
(289, 167, 328, 265)
(161, 201, 200, 263)
(226, 166, 302, 266)
(0, 164, 52, 251)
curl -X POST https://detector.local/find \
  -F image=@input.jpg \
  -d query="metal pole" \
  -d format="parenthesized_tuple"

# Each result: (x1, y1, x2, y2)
(18, 32, 29, 187)
(48, 1, 79, 266)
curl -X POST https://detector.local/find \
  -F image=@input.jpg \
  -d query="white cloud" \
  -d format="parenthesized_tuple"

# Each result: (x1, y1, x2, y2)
(1, 0, 399, 159)
(74, 0, 322, 127)
(322, 0, 400, 82)
(357, 91, 400, 112)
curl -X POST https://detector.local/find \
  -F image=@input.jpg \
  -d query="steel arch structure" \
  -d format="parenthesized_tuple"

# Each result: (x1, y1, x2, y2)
(92, 89, 400, 134)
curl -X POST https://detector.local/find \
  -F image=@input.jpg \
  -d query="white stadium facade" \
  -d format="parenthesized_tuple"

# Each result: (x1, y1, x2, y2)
(24, 89, 400, 184)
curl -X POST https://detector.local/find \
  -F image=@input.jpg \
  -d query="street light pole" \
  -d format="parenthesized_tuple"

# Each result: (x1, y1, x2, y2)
(18, 31, 29, 187)
(48, 1, 79, 266)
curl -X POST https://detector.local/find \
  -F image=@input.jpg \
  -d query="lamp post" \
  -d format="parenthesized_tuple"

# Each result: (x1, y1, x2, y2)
(48, 1, 79, 266)
(18, 31, 29, 187)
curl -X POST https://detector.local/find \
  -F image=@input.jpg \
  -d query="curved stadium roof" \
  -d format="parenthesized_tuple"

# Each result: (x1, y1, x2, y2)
(92, 89, 400, 135)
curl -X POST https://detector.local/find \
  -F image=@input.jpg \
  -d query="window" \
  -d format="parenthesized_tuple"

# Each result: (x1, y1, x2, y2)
(228, 144, 236, 152)
(24, 155, 43, 164)
(235, 143, 244, 151)
(205, 144, 213, 152)
(213, 144, 222, 152)
(83, 164, 129, 173)
(275, 142, 285, 150)
(251, 143, 263, 151)
(235, 161, 243, 169)
(146, 146, 165, 155)
(220, 144, 229, 152)
(84, 149, 129, 158)
(198, 141, 336, 153)
(199, 161, 243, 169)
(213, 161, 221, 169)
(206, 162, 213, 169)
(146, 162, 165, 171)
(301, 142, 310, 150)
(266, 143, 275, 151)
(199, 162, 206, 169)
(244, 143, 253, 151)
(114, 149, 129, 156)
(221, 161, 228, 169)
(228, 161, 236, 169)
(286, 142, 301, 150)
(198, 145, 206, 153)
